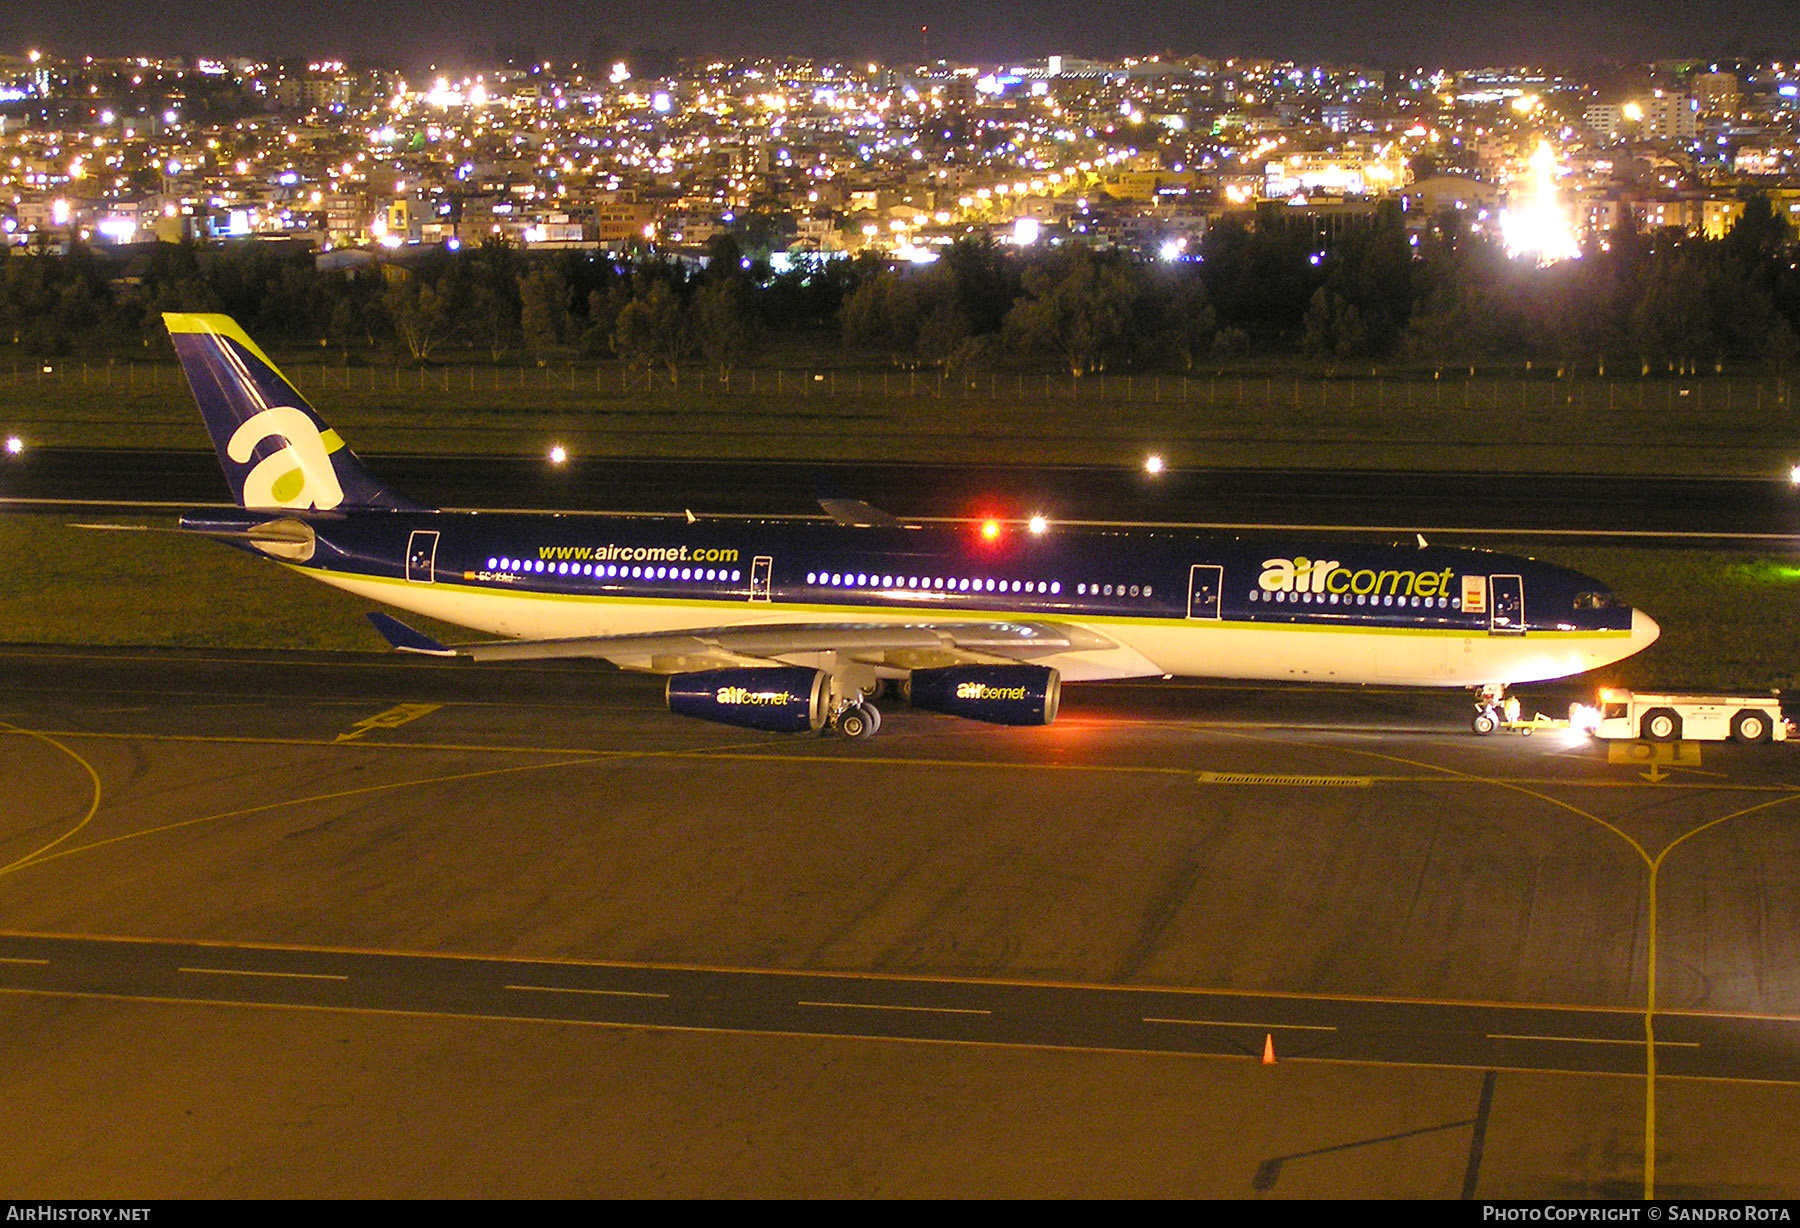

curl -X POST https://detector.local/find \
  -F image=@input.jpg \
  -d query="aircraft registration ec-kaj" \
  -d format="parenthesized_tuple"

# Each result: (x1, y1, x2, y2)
(156, 312, 1661, 739)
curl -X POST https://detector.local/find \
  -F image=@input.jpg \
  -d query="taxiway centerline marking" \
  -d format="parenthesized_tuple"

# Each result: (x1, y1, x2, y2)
(798, 1000, 993, 1017)
(0, 926, 1774, 1023)
(1, 983, 1776, 1088)
(1487, 1032, 1698, 1048)
(1145, 1017, 1338, 1032)
(178, 966, 349, 982)
(505, 984, 670, 1000)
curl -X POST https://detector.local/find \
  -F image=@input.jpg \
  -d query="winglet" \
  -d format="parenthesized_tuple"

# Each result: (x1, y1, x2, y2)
(819, 497, 903, 528)
(366, 612, 457, 656)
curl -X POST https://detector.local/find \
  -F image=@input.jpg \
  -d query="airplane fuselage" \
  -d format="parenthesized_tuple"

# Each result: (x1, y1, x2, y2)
(183, 509, 1657, 688)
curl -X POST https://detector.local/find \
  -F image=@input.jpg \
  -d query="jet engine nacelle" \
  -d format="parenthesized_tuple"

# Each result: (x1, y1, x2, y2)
(903, 665, 1061, 726)
(665, 667, 829, 733)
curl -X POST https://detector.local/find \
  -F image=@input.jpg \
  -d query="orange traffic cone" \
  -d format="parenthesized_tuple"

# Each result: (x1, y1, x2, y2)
(1261, 1033, 1277, 1065)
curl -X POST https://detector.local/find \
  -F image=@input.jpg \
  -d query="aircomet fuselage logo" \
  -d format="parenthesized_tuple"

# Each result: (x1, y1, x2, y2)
(1260, 556, 1457, 599)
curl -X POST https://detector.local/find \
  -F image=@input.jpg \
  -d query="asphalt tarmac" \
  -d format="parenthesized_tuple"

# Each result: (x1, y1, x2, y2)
(3, 646, 1798, 1197)
(6, 448, 1800, 539)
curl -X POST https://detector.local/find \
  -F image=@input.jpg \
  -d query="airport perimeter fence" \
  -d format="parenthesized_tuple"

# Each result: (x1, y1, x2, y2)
(2, 357, 1796, 418)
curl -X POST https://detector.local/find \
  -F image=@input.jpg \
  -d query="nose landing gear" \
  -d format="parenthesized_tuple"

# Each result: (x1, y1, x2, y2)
(1471, 684, 1520, 736)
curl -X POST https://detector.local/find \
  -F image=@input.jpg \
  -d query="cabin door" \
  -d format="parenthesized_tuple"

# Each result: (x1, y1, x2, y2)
(1488, 574, 1524, 634)
(1187, 564, 1223, 620)
(750, 555, 773, 602)
(405, 530, 439, 584)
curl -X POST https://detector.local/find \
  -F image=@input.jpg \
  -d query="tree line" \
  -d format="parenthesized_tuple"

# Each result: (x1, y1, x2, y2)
(3, 197, 1797, 379)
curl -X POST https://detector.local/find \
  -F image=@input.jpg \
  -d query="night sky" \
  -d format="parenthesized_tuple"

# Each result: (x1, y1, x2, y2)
(0, 1, 1791, 68)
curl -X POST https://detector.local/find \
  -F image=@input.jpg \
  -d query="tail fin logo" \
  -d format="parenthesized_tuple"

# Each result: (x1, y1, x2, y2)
(227, 407, 345, 511)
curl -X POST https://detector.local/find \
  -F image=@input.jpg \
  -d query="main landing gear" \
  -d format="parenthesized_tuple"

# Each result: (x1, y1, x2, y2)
(832, 700, 882, 740)
(822, 666, 892, 739)
(1470, 684, 1520, 736)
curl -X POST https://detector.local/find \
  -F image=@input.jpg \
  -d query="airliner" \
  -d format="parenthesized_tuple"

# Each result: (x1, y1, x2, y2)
(161, 312, 1660, 738)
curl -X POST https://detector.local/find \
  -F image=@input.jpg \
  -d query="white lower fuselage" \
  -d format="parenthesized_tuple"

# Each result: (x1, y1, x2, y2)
(302, 566, 1658, 688)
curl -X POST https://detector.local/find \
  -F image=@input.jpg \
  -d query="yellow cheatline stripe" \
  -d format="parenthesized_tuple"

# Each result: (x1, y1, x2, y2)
(0, 723, 104, 875)
(296, 566, 1636, 640)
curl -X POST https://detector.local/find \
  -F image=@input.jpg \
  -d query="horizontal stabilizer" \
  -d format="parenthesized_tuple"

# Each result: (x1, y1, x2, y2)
(366, 612, 457, 657)
(71, 518, 319, 561)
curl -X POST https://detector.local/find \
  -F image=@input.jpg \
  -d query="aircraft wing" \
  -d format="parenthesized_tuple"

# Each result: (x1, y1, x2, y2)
(367, 612, 1116, 673)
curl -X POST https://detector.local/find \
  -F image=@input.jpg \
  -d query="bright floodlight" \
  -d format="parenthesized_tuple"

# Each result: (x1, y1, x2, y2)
(1028, 514, 1048, 535)
(1790, 463, 1800, 486)
(1499, 140, 1582, 266)
(3, 435, 21, 456)
(548, 444, 568, 465)
(1144, 453, 1165, 475)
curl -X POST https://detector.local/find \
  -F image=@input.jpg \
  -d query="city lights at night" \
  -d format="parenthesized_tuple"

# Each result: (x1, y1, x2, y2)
(4, 5, 1800, 1205)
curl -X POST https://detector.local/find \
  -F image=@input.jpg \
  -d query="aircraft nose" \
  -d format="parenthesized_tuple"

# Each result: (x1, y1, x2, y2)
(1632, 607, 1661, 648)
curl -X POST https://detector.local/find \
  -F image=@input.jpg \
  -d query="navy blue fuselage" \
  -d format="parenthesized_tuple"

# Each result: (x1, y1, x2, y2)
(180, 507, 1633, 636)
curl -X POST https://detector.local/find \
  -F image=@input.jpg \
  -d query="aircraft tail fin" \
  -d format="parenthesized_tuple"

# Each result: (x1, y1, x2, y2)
(163, 313, 425, 512)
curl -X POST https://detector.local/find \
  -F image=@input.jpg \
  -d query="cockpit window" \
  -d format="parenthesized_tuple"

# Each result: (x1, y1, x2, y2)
(1574, 591, 1617, 610)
